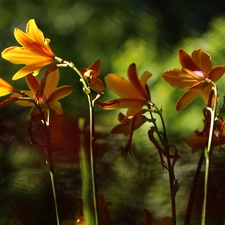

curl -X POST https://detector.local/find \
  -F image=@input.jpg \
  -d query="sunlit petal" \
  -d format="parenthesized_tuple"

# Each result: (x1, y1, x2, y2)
(44, 67, 60, 98)
(105, 73, 141, 98)
(1, 47, 47, 64)
(26, 74, 40, 94)
(11, 91, 34, 106)
(128, 63, 149, 100)
(176, 84, 203, 110)
(26, 19, 44, 42)
(0, 78, 15, 96)
(140, 71, 152, 87)
(47, 86, 74, 103)
(12, 60, 52, 80)
(178, 49, 200, 71)
(208, 66, 225, 82)
(191, 48, 212, 73)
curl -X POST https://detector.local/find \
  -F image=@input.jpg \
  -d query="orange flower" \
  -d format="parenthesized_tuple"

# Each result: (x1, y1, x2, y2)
(185, 111, 225, 153)
(1, 19, 56, 80)
(79, 60, 104, 94)
(112, 111, 148, 154)
(98, 63, 152, 116)
(12, 67, 74, 148)
(162, 48, 225, 110)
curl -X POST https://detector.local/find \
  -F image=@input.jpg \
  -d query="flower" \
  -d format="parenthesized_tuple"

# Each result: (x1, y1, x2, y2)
(98, 63, 152, 153)
(98, 63, 152, 116)
(1, 19, 56, 80)
(184, 111, 225, 153)
(12, 67, 74, 148)
(111, 111, 148, 154)
(162, 48, 225, 110)
(79, 60, 104, 94)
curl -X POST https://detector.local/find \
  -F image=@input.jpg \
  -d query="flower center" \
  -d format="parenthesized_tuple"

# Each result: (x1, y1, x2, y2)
(193, 70, 206, 79)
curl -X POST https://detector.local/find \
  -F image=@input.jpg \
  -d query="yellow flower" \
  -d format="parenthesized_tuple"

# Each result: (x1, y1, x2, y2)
(12, 67, 74, 148)
(79, 60, 104, 94)
(162, 48, 225, 110)
(99, 63, 152, 116)
(1, 19, 56, 80)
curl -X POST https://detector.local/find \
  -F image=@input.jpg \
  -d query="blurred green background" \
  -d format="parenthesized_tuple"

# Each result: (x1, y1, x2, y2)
(1, 0, 225, 224)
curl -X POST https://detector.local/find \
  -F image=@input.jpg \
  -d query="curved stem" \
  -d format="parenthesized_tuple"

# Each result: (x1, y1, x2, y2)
(59, 60, 99, 225)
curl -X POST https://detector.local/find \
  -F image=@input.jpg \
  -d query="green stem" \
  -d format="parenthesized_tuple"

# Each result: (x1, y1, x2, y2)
(201, 85, 217, 225)
(79, 118, 94, 225)
(59, 60, 99, 225)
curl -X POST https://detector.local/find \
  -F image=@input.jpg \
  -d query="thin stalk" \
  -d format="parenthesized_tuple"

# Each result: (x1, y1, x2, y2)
(201, 85, 217, 225)
(148, 104, 177, 225)
(79, 118, 94, 225)
(184, 147, 205, 225)
(87, 94, 99, 225)
(58, 60, 99, 225)
(34, 111, 61, 225)
(41, 111, 61, 225)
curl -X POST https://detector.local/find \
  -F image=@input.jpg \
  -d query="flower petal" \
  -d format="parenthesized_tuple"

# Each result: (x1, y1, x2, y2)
(128, 63, 150, 100)
(184, 135, 208, 153)
(2, 47, 47, 64)
(99, 98, 146, 110)
(26, 19, 47, 47)
(26, 74, 40, 94)
(179, 49, 200, 71)
(105, 73, 142, 99)
(90, 77, 104, 94)
(0, 97, 18, 109)
(47, 85, 74, 103)
(176, 84, 203, 110)
(44, 67, 60, 98)
(12, 60, 53, 80)
(11, 91, 34, 106)
(49, 101, 64, 115)
(208, 66, 225, 82)
(14, 20, 54, 57)
(191, 48, 212, 73)
(163, 68, 200, 88)
(89, 59, 100, 77)
(0, 78, 15, 96)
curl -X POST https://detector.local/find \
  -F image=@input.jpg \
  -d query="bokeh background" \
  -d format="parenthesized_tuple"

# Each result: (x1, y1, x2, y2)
(1, 0, 225, 224)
